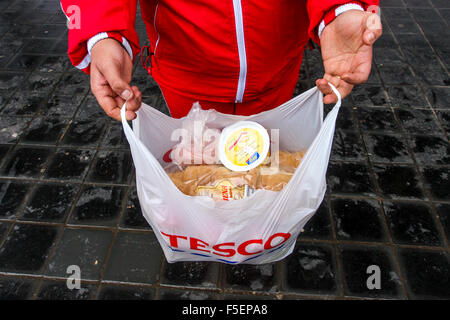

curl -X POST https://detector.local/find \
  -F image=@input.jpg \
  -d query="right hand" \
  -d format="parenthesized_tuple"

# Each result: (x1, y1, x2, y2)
(90, 38, 142, 121)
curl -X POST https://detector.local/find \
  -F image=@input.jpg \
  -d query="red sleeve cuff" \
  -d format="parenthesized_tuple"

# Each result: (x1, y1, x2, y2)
(317, 1, 365, 39)
(74, 31, 135, 74)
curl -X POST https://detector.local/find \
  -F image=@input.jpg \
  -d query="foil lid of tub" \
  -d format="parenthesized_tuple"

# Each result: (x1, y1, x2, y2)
(218, 120, 270, 172)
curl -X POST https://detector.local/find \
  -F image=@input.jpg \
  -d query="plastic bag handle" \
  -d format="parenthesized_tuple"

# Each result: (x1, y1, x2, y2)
(119, 83, 341, 121)
(119, 83, 341, 148)
(326, 82, 341, 109)
(120, 100, 133, 123)
(275, 81, 342, 206)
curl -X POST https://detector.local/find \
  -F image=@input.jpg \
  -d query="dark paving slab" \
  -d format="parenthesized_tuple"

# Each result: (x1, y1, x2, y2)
(0, 0, 448, 300)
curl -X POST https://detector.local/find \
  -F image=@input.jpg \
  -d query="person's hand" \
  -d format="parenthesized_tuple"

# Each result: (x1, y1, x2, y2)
(90, 38, 142, 121)
(317, 9, 382, 104)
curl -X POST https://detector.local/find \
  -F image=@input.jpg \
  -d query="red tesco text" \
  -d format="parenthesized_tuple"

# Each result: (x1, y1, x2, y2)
(160, 231, 291, 257)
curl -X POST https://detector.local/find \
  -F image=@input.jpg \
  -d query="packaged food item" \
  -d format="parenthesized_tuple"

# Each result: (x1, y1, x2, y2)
(168, 165, 256, 196)
(258, 169, 294, 191)
(163, 103, 307, 201)
(166, 102, 221, 170)
(268, 150, 306, 173)
(196, 179, 249, 201)
(219, 121, 270, 172)
(167, 150, 306, 200)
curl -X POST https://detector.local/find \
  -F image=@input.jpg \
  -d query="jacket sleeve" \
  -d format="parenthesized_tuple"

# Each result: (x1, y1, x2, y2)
(60, 0, 140, 74)
(306, 0, 380, 45)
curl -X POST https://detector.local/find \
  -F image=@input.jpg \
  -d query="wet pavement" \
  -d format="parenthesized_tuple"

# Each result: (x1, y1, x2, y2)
(0, 0, 449, 300)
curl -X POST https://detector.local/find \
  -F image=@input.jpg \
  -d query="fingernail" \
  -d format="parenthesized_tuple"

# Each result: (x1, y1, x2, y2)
(126, 111, 135, 121)
(121, 89, 132, 100)
(367, 33, 375, 43)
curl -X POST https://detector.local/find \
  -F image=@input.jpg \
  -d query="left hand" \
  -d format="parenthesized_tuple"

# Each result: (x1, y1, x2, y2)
(317, 9, 382, 104)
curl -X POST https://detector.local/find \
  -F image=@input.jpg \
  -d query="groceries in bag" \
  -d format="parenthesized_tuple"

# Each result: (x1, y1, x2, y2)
(163, 103, 306, 200)
(219, 120, 270, 171)
(167, 150, 305, 200)
(120, 84, 342, 264)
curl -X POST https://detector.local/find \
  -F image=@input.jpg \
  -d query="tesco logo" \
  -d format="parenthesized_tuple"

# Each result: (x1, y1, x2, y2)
(160, 231, 291, 263)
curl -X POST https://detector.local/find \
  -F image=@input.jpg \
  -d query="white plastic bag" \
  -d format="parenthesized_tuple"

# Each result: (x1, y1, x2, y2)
(121, 85, 341, 264)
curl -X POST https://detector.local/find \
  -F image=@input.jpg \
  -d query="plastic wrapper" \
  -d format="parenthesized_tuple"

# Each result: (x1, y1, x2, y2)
(163, 102, 306, 200)
(167, 150, 306, 199)
(165, 102, 221, 172)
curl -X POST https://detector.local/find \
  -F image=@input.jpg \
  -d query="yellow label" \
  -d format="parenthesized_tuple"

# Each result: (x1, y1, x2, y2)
(223, 127, 265, 167)
(196, 179, 245, 201)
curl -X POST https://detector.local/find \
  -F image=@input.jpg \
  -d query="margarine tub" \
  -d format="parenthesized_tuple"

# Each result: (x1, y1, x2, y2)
(219, 121, 270, 172)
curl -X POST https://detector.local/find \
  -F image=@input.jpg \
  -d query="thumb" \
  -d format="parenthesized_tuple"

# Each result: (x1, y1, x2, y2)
(362, 12, 383, 46)
(99, 63, 134, 100)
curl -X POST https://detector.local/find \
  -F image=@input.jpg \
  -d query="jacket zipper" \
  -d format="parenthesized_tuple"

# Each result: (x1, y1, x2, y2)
(232, 0, 247, 103)
(153, 3, 160, 56)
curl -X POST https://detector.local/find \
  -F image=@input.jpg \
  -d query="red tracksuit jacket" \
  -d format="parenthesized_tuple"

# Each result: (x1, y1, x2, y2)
(61, 0, 378, 105)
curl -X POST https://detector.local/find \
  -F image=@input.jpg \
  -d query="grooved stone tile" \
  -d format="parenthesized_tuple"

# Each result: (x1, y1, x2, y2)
(339, 245, 404, 299)
(300, 199, 332, 240)
(1, 146, 52, 178)
(69, 185, 126, 227)
(331, 130, 366, 161)
(419, 166, 449, 200)
(52, 71, 89, 96)
(0, 223, 58, 274)
(383, 201, 444, 246)
(351, 85, 388, 106)
(378, 64, 416, 85)
(434, 203, 450, 240)
(44, 148, 94, 181)
(37, 55, 70, 73)
(102, 232, 163, 284)
(222, 263, 277, 292)
(161, 261, 219, 289)
(20, 183, 80, 222)
(408, 135, 450, 165)
(0, 222, 11, 242)
(0, 276, 36, 300)
(327, 162, 376, 196)
(0, 181, 31, 219)
(397, 248, 450, 299)
(0, 117, 32, 144)
(42, 94, 84, 118)
(395, 108, 443, 134)
(20, 116, 69, 145)
(157, 288, 217, 300)
(424, 87, 450, 110)
(363, 133, 412, 164)
(101, 123, 129, 149)
(97, 285, 155, 300)
(86, 150, 134, 184)
(387, 86, 428, 108)
(60, 118, 108, 148)
(0, 144, 12, 164)
(283, 243, 337, 295)
(356, 107, 400, 133)
(331, 198, 388, 242)
(120, 187, 150, 230)
(373, 164, 425, 200)
(36, 281, 95, 300)
(435, 110, 449, 133)
(1, 93, 47, 116)
(46, 228, 113, 280)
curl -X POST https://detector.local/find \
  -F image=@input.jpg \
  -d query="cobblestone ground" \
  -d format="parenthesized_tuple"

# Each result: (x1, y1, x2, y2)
(0, 0, 449, 300)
